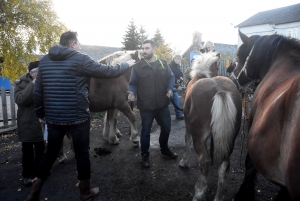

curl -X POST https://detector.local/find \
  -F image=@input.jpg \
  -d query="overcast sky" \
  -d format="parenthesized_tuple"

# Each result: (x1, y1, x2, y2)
(51, 0, 299, 53)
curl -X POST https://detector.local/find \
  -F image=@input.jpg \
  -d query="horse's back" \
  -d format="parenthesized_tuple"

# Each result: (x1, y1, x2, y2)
(184, 76, 241, 130)
(249, 72, 300, 192)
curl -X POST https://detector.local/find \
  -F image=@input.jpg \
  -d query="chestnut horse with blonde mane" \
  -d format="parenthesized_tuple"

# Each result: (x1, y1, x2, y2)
(232, 31, 300, 201)
(89, 50, 141, 145)
(179, 52, 242, 201)
(55, 50, 141, 163)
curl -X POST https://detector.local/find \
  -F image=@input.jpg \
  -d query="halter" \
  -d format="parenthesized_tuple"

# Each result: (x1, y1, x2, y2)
(231, 45, 254, 82)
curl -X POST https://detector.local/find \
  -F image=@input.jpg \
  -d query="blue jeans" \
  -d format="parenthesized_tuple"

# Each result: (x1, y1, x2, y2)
(140, 106, 171, 156)
(37, 118, 91, 180)
(173, 87, 182, 116)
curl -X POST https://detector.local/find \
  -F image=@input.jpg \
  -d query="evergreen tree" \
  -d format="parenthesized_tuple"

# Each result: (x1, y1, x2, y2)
(122, 19, 140, 50)
(138, 26, 148, 47)
(152, 29, 165, 47)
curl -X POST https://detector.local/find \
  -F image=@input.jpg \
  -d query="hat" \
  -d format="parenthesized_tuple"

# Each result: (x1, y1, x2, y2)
(28, 61, 39, 72)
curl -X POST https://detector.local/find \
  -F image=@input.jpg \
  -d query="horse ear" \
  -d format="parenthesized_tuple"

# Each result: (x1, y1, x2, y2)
(239, 30, 250, 45)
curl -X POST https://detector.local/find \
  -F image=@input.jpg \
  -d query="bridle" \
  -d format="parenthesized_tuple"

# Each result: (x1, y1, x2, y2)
(231, 45, 254, 82)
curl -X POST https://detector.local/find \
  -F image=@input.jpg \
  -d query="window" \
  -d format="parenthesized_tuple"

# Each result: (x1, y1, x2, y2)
(286, 29, 297, 38)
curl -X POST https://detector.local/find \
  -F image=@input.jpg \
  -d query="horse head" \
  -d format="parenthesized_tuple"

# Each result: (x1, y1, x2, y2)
(131, 50, 142, 63)
(230, 30, 260, 87)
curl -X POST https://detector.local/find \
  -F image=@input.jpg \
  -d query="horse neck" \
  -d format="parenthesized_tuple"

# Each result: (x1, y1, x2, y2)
(123, 67, 132, 82)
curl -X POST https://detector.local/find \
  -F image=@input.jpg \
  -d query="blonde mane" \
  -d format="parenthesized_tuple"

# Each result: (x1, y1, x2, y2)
(190, 52, 220, 79)
(98, 50, 141, 65)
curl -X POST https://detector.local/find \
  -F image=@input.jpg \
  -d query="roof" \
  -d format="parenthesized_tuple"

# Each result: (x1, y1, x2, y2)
(80, 45, 122, 61)
(235, 3, 300, 28)
(214, 43, 237, 56)
(182, 43, 237, 58)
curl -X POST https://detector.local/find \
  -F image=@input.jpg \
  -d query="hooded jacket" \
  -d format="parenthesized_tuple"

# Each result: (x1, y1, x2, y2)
(15, 73, 43, 142)
(34, 45, 129, 123)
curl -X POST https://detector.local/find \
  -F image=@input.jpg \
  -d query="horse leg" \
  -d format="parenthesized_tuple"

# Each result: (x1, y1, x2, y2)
(102, 111, 109, 142)
(179, 126, 192, 167)
(193, 132, 211, 201)
(107, 108, 120, 145)
(57, 138, 68, 163)
(234, 153, 256, 201)
(214, 159, 230, 201)
(118, 102, 139, 145)
(65, 132, 74, 153)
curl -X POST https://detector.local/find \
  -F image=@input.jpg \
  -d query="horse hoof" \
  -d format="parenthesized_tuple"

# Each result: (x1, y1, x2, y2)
(179, 159, 188, 168)
(130, 136, 140, 144)
(116, 130, 123, 137)
(109, 138, 120, 145)
(57, 153, 68, 164)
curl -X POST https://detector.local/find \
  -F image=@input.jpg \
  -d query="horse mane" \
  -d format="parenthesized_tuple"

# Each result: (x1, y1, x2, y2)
(190, 52, 220, 79)
(246, 35, 300, 79)
(98, 50, 138, 65)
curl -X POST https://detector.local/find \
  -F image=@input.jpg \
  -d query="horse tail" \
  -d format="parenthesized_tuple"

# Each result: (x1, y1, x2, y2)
(210, 91, 237, 164)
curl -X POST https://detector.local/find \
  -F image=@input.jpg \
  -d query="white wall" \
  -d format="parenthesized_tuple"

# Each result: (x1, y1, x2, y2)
(237, 21, 300, 46)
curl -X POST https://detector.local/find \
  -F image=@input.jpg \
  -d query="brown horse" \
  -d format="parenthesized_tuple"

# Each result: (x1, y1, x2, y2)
(89, 50, 141, 145)
(179, 52, 242, 201)
(232, 31, 300, 201)
(56, 50, 141, 163)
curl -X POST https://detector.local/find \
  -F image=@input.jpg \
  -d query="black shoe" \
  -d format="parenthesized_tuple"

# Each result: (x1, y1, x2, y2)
(176, 114, 184, 120)
(162, 149, 178, 159)
(141, 154, 150, 168)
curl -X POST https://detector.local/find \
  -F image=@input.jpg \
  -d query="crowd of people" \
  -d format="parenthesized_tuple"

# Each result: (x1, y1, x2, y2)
(14, 30, 217, 201)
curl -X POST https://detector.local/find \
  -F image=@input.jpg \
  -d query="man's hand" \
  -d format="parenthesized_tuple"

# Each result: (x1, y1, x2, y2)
(166, 90, 173, 98)
(39, 117, 45, 123)
(128, 91, 135, 102)
(126, 59, 136, 67)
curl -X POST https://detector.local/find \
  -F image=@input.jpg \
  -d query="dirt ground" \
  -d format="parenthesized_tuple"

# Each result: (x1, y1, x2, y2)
(0, 89, 280, 201)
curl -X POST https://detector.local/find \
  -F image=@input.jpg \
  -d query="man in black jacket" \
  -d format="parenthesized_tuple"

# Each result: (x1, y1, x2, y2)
(26, 31, 136, 201)
(128, 40, 177, 169)
(169, 55, 184, 120)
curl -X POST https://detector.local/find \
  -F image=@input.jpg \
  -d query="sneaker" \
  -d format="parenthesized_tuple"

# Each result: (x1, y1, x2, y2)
(141, 154, 150, 168)
(23, 177, 33, 186)
(176, 114, 184, 120)
(162, 149, 178, 159)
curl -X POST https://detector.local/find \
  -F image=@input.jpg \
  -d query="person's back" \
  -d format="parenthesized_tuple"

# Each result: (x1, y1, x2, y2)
(27, 31, 135, 201)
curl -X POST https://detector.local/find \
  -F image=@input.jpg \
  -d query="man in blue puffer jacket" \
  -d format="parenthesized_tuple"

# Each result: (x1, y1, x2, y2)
(26, 31, 136, 201)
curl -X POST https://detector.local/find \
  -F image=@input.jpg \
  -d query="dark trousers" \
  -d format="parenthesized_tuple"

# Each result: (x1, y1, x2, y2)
(22, 141, 45, 178)
(37, 119, 91, 181)
(140, 106, 171, 156)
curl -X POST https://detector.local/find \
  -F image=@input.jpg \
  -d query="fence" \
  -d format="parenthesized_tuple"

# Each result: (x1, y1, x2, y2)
(0, 86, 17, 128)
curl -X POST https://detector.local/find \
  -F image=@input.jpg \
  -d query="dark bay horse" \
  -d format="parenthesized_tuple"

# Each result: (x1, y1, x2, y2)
(179, 52, 242, 201)
(232, 31, 300, 201)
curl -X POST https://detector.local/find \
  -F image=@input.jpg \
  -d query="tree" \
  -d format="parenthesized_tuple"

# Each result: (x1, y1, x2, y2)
(122, 19, 140, 50)
(0, 0, 67, 82)
(138, 25, 148, 47)
(155, 43, 173, 62)
(152, 29, 165, 47)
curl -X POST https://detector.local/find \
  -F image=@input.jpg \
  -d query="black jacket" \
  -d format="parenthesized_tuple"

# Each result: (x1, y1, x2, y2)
(34, 45, 129, 123)
(15, 73, 43, 142)
(169, 60, 183, 86)
(132, 58, 173, 111)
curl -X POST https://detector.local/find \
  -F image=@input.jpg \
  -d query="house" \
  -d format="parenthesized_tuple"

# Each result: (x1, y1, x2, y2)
(235, 3, 300, 46)
(181, 33, 237, 77)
